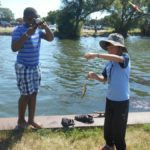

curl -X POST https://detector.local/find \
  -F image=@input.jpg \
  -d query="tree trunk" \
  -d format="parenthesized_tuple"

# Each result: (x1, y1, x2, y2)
(115, 26, 128, 38)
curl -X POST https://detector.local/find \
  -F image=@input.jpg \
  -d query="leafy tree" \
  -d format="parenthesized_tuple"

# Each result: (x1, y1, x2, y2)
(0, 7, 14, 22)
(44, 10, 60, 25)
(103, 0, 149, 37)
(57, 0, 114, 38)
(140, 1, 150, 35)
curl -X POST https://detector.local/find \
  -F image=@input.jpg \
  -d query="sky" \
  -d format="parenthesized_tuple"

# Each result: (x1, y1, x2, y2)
(90, 11, 109, 19)
(0, 0, 61, 19)
(0, 0, 108, 19)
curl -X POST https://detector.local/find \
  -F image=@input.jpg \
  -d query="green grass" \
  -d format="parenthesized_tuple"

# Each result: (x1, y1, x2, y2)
(0, 27, 13, 35)
(0, 124, 150, 150)
(128, 28, 141, 35)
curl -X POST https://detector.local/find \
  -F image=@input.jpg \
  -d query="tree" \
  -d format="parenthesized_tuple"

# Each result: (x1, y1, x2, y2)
(57, 0, 114, 38)
(104, 0, 149, 37)
(44, 10, 60, 25)
(140, 1, 150, 35)
(0, 7, 14, 22)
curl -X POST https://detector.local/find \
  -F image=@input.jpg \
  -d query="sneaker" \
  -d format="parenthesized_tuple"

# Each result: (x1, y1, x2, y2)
(74, 114, 94, 123)
(61, 118, 75, 128)
(100, 145, 115, 150)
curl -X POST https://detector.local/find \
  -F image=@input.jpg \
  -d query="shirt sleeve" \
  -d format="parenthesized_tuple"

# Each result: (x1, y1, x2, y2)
(11, 26, 22, 42)
(102, 67, 107, 78)
(119, 53, 129, 68)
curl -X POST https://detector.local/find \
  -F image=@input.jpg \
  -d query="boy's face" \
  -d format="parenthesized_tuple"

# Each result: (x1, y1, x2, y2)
(24, 15, 38, 27)
(107, 44, 122, 55)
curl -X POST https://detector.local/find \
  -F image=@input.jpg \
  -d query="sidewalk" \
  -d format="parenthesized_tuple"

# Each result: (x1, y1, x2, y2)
(0, 112, 150, 130)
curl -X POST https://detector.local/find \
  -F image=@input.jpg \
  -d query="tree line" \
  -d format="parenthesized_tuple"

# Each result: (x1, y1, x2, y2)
(45, 0, 150, 38)
(0, 0, 150, 38)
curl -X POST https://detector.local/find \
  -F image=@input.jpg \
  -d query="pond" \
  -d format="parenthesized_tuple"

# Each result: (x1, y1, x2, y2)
(0, 35, 150, 117)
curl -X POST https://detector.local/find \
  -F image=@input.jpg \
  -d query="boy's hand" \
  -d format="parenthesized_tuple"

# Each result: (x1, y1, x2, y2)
(84, 53, 98, 59)
(26, 26, 36, 36)
(39, 21, 48, 29)
(87, 71, 98, 80)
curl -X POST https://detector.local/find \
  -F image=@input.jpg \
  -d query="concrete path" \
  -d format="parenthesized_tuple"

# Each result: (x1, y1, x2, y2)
(0, 112, 150, 130)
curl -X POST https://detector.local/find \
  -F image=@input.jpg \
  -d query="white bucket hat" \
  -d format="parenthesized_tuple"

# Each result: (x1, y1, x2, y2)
(99, 33, 128, 52)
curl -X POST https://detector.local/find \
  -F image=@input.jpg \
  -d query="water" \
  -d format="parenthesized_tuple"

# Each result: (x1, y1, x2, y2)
(0, 35, 150, 117)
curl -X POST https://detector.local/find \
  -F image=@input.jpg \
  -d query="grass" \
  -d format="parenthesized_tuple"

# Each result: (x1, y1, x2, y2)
(128, 28, 141, 36)
(80, 28, 113, 37)
(0, 27, 14, 35)
(0, 124, 150, 150)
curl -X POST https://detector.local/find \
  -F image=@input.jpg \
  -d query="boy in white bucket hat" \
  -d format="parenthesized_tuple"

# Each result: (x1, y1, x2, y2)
(84, 33, 131, 150)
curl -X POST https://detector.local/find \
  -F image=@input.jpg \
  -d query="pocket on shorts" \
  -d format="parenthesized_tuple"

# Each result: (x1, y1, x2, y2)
(34, 67, 41, 81)
(15, 63, 25, 71)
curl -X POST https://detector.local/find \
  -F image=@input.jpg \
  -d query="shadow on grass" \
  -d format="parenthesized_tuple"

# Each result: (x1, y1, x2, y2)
(0, 129, 25, 150)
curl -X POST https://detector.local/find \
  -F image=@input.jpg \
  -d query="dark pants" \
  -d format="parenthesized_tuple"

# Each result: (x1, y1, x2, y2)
(104, 98, 129, 150)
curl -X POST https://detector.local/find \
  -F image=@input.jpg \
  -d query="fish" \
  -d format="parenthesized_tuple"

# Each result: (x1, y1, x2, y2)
(81, 80, 87, 98)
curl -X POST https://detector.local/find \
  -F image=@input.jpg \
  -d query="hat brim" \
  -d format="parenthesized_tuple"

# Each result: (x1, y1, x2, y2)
(99, 40, 128, 52)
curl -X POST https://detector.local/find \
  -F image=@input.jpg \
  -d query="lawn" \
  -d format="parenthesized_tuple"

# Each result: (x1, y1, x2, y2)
(0, 124, 150, 150)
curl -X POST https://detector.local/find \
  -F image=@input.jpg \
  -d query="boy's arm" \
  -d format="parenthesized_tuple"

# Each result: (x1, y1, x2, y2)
(84, 53, 124, 63)
(11, 27, 36, 52)
(88, 71, 107, 83)
(11, 32, 29, 52)
(40, 22, 54, 41)
(97, 53, 124, 63)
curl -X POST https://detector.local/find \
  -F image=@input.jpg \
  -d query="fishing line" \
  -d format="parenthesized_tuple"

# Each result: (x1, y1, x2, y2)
(81, 46, 105, 98)
(81, 59, 89, 98)
(81, 56, 102, 98)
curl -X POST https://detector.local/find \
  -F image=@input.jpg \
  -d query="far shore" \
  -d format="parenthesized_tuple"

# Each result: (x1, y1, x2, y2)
(0, 26, 111, 37)
(0, 27, 141, 37)
(0, 27, 14, 35)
